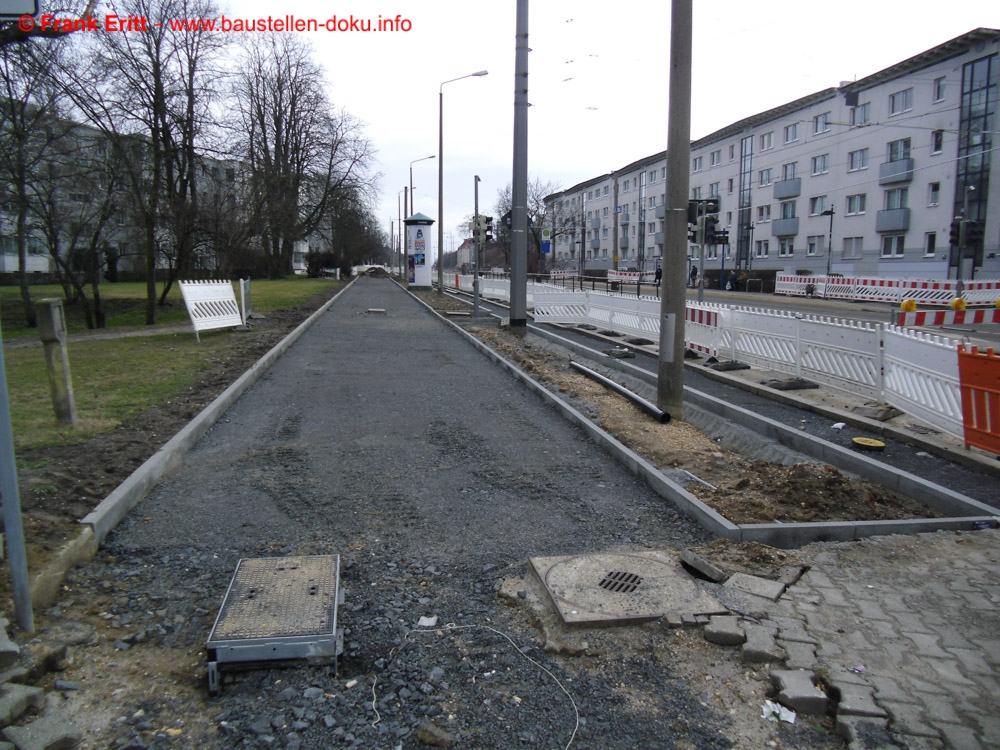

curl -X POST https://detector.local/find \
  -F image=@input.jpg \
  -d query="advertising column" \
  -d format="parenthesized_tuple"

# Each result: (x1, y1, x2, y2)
(404, 212, 435, 289)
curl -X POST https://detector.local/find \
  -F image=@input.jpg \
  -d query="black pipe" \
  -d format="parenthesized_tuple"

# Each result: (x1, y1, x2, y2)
(569, 361, 671, 424)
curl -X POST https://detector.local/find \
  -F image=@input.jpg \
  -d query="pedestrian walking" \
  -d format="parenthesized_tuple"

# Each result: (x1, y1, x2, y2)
(654, 267, 662, 288)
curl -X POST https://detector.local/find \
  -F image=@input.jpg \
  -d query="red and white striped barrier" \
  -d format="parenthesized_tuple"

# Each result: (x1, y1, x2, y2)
(897, 308, 1000, 327)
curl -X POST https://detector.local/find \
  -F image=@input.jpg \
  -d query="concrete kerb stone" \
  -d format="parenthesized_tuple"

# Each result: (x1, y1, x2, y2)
(27, 279, 357, 613)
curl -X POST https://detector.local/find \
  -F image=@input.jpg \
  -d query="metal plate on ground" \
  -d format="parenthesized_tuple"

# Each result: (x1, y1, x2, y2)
(530, 551, 725, 626)
(207, 555, 342, 670)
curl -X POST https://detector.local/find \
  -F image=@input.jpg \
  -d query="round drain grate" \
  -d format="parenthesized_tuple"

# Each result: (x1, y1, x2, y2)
(598, 571, 643, 593)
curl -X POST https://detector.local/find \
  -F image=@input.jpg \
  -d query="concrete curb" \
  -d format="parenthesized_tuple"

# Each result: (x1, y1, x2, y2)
(416, 292, 999, 548)
(28, 280, 355, 612)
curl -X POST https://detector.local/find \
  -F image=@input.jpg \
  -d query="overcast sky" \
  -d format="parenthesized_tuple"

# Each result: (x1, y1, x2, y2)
(233, 0, 994, 256)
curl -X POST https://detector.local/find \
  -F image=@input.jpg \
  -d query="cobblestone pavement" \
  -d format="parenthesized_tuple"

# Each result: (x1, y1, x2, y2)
(777, 529, 1000, 749)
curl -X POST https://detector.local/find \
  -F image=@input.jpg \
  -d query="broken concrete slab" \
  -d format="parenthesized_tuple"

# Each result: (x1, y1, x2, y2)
(704, 616, 746, 646)
(827, 674, 887, 719)
(1, 710, 82, 750)
(0, 621, 19, 671)
(680, 549, 728, 583)
(742, 623, 787, 664)
(724, 572, 787, 602)
(0, 684, 45, 728)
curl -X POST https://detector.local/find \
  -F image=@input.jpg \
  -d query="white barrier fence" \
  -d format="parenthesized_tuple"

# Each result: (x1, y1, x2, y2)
(775, 275, 1000, 307)
(178, 280, 244, 342)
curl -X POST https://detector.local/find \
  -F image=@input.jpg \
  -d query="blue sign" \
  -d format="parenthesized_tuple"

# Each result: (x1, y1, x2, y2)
(541, 240, 551, 254)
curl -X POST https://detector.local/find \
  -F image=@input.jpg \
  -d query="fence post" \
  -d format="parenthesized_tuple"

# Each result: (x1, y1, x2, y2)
(730, 305, 738, 362)
(876, 324, 885, 403)
(794, 314, 803, 379)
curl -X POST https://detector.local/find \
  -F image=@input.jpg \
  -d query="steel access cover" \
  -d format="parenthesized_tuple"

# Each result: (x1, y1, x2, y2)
(206, 555, 342, 693)
(530, 551, 725, 625)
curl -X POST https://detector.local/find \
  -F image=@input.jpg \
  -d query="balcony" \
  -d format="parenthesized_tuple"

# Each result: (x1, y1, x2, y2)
(590, 239, 601, 250)
(654, 232, 664, 245)
(655, 205, 666, 219)
(879, 158, 914, 185)
(771, 217, 800, 236)
(619, 236, 628, 250)
(619, 212, 630, 224)
(590, 218, 601, 230)
(876, 208, 911, 233)
(773, 178, 801, 200)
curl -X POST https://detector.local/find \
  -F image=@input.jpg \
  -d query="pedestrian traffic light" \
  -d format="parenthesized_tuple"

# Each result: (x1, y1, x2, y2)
(949, 219, 963, 247)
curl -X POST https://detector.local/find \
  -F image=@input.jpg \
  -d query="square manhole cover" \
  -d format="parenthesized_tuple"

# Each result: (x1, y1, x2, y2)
(530, 551, 725, 625)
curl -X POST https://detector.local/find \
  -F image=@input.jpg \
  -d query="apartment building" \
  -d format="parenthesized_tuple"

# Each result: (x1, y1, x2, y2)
(545, 28, 999, 280)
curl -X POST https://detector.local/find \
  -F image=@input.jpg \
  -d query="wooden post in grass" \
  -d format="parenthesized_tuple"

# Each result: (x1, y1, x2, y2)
(36, 299, 77, 426)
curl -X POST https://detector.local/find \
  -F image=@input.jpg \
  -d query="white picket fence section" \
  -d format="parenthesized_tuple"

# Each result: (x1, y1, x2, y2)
(775, 275, 1000, 307)
(882, 326, 964, 439)
(179, 280, 244, 342)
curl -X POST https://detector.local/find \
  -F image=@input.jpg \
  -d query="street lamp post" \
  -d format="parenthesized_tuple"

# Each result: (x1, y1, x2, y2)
(438, 70, 488, 293)
(822, 207, 835, 298)
(409, 155, 435, 216)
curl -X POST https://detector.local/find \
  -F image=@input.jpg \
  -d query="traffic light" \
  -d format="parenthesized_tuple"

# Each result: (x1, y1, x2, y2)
(687, 200, 700, 225)
(703, 197, 720, 215)
(484, 216, 494, 242)
(949, 219, 964, 247)
(703, 214, 719, 243)
(965, 220, 983, 249)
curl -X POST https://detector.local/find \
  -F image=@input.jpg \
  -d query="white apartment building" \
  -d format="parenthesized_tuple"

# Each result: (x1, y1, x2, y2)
(545, 28, 999, 281)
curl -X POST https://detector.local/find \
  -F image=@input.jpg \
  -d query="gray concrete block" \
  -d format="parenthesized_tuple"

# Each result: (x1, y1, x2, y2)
(1, 712, 82, 750)
(770, 669, 829, 715)
(742, 623, 786, 664)
(777, 639, 816, 670)
(829, 679, 887, 719)
(0, 620, 20, 671)
(704, 616, 745, 646)
(724, 572, 786, 602)
(680, 549, 728, 583)
(0, 685, 45, 728)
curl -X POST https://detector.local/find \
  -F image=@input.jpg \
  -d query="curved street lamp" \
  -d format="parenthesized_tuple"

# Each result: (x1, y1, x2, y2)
(409, 155, 435, 216)
(438, 70, 488, 292)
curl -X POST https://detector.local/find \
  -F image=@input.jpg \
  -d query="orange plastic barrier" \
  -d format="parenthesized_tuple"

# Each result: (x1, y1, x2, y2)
(958, 345, 1000, 455)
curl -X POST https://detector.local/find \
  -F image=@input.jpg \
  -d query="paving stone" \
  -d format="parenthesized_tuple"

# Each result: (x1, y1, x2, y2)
(811, 586, 850, 607)
(703, 616, 745, 646)
(0, 685, 45, 728)
(937, 723, 984, 750)
(741, 624, 786, 664)
(829, 679, 886, 719)
(911, 692, 962, 725)
(923, 658, 975, 686)
(835, 715, 895, 749)
(880, 699, 941, 738)
(867, 674, 921, 705)
(1, 711, 82, 750)
(945, 647, 994, 676)
(664, 612, 683, 628)
(901, 632, 950, 659)
(723, 573, 786, 602)
(770, 669, 829, 715)
(0, 620, 20, 671)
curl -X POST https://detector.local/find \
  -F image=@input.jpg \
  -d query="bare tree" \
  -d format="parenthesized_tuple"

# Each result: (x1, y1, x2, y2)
(0, 0, 99, 47)
(232, 34, 374, 278)
(494, 177, 560, 274)
(0, 36, 71, 326)
(58, 0, 224, 323)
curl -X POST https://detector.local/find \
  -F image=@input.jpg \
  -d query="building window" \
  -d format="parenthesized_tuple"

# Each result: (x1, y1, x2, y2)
(842, 236, 863, 259)
(727, 178, 734, 194)
(648, 196, 656, 208)
(807, 236, 824, 256)
(784, 123, 799, 143)
(881, 235, 905, 258)
(755, 240, 769, 258)
(811, 154, 829, 175)
(779, 239, 794, 257)
(602, 228, 609, 239)
(729, 144, 736, 160)
(661, 167, 666, 179)
(928, 182, 940, 206)
(709, 182, 720, 197)
(925, 232, 937, 257)
(931, 130, 944, 154)
(809, 196, 827, 215)
(850, 102, 871, 126)
(692, 156, 703, 172)
(780, 200, 797, 219)
(587, 191, 593, 199)
(885, 187, 908, 210)
(760, 131, 773, 150)
(603, 185, 610, 195)
(933, 77, 946, 102)
(848, 148, 868, 171)
(602, 207, 609, 217)
(813, 112, 830, 134)
(710, 150, 722, 166)
(887, 138, 911, 162)
(649, 170, 657, 182)
(759, 168, 772, 186)
(846, 194, 867, 215)
(757, 204, 771, 222)
(622, 182, 629, 193)
(889, 88, 913, 115)
(782, 162, 797, 181)
(691, 186, 702, 199)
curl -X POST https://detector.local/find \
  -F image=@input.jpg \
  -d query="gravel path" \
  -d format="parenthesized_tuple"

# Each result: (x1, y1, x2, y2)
(45, 278, 846, 749)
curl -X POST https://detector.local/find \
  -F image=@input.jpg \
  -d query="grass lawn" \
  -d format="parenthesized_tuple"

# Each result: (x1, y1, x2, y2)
(1, 277, 341, 450)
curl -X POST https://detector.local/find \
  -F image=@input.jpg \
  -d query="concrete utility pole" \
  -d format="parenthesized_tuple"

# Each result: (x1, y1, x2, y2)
(657, 0, 692, 420)
(509, 0, 529, 327)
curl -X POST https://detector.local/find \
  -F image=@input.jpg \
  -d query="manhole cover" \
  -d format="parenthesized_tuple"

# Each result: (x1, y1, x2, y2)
(530, 551, 725, 625)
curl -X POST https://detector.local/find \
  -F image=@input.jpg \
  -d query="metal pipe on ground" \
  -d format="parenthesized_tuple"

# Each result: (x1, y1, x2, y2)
(569, 361, 671, 424)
